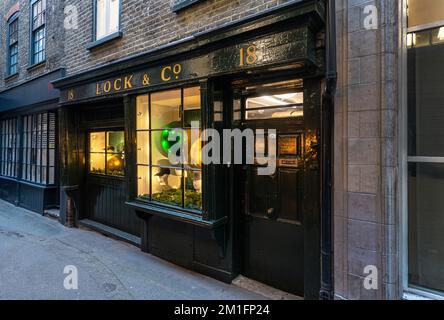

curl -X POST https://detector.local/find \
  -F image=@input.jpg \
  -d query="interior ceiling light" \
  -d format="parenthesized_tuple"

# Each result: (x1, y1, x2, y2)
(438, 27, 444, 41)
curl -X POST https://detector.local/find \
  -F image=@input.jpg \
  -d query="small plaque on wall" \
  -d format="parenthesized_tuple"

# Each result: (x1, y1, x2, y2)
(279, 135, 298, 156)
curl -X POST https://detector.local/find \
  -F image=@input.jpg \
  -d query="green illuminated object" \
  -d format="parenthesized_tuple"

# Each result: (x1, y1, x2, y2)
(158, 122, 182, 157)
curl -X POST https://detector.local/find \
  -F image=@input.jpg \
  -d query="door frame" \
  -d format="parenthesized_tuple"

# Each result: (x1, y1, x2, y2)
(227, 74, 324, 299)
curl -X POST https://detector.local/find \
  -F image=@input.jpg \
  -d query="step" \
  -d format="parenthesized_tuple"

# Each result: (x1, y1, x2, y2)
(232, 275, 302, 300)
(44, 208, 60, 219)
(78, 219, 141, 247)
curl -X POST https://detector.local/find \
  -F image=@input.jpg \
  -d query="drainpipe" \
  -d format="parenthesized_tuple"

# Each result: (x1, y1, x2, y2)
(320, 0, 337, 300)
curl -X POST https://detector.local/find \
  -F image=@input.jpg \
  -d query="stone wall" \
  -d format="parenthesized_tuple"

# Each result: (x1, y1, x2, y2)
(334, 0, 399, 300)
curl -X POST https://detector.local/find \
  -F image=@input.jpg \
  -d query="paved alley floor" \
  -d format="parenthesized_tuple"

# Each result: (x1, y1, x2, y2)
(0, 200, 265, 300)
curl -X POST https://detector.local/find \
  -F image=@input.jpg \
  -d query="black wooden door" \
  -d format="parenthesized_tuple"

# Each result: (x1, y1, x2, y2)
(233, 79, 306, 295)
(241, 132, 304, 295)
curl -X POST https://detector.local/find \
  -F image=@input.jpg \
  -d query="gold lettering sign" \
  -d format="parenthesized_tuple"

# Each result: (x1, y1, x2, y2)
(69, 38, 265, 101)
(124, 75, 134, 89)
(161, 64, 182, 82)
(68, 89, 75, 101)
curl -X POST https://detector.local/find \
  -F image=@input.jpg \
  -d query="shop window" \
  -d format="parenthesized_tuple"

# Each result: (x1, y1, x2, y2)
(30, 0, 46, 65)
(8, 15, 19, 75)
(245, 92, 304, 120)
(89, 131, 125, 177)
(136, 86, 202, 212)
(406, 1, 444, 296)
(239, 79, 304, 121)
(22, 112, 56, 185)
(0, 118, 20, 178)
(95, 0, 120, 41)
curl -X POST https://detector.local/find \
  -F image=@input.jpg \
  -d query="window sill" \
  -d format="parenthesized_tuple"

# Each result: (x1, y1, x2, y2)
(27, 60, 46, 72)
(126, 200, 227, 229)
(4, 73, 19, 81)
(171, 0, 203, 12)
(86, 31, 122, 50)
(0, 176, 56, 189)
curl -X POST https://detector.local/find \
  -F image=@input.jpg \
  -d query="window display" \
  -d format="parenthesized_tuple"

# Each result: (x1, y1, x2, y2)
(136, 86, 202, 212)
(89, 130, 125, 176)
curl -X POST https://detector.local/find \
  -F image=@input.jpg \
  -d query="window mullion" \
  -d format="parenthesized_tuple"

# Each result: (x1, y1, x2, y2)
(149, 94, 152, 199)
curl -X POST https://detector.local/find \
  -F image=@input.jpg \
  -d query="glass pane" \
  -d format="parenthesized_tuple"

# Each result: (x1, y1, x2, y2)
(107, 153, 124, 176)
(137, 131, 149, 165)
(246, 105, 304, 120)
(184, 170, 202, 211)
(151, 166, 182, 207)
(187, 129, 202, 168)
(109, 0, 120, 33)
(106, 131, 124, 154)
(184, 87, 201, 128)
(151, 89, 181, 129)
(96, 0, 107, 39)
(246, 92, 303, 109)
(49, 149, 55, 166)
(42, 166, 47, 184)
(137, 165, 150, 199)
(36, 165, 41, 183)
(408, 162, 444, 293)
(408, 42, 444, 156)
(90, 153, 105, 174)
(136, 95, 149, 130)
(151, 130, 182, 167)
(431, 27, 444, 45)
(233, 98, 241, 121)
(90, 132, 105, 153)
(49, 166, 54, 184)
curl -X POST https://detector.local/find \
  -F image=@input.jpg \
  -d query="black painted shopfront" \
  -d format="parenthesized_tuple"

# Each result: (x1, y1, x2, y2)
(0, 69, 63, 214)
(53, 1, 329, 298)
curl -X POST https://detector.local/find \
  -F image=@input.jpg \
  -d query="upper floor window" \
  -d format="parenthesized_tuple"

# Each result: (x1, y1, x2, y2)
(8, 16, 19, 75)
(31, 0, 46, 65)
(95, 0, 120, 40)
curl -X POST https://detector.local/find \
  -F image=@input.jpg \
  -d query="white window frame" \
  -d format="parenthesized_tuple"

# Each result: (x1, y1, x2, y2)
(399, 0, 444, 300)
(94, 0, 121, 41)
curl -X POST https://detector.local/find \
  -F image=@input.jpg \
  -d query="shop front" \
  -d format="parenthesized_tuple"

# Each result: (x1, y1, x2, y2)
(53, 1, 327, 298)
(0, 69, 62, 214)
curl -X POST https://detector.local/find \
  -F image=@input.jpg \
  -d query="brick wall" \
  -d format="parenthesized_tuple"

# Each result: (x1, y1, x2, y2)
(62, 0, 293, 76)
(334, 0, 399, 300)
(0, 0, 65, 91)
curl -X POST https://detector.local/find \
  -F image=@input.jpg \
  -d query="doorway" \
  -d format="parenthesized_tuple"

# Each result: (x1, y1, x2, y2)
(232, 78, 308, 296)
